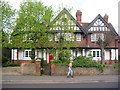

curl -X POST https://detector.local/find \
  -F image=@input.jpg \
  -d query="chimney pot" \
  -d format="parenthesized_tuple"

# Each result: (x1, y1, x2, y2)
(104, 14, 108, 23)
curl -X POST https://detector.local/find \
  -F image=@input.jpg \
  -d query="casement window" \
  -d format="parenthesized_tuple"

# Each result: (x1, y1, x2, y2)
(92, 51, 101, 57)
(91, 33, 104, 42)
(76, 34, 81, 41)
(24, 50, 32, 57)
(97, 51, 99, 57)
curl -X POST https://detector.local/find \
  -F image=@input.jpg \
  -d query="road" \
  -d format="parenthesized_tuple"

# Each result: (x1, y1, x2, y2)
(1, 75, 120, 88)
(2, 82, 120, 88)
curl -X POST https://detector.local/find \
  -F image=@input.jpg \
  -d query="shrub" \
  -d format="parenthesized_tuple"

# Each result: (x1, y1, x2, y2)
(52, 56, 105, 72)
(114, 63, 120, 70)
(40, 58, 49, 75)
(72, 56, 105, 72)
(2, 56, 9, 64)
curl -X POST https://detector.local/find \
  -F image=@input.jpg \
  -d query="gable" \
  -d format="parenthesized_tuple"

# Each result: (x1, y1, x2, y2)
(86, 14, 118, 36)
(50, 8, 87, 35)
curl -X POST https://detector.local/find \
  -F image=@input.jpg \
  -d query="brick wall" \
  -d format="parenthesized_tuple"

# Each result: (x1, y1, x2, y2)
(21, 61, 41, 76)
(51, 63, 118, 76)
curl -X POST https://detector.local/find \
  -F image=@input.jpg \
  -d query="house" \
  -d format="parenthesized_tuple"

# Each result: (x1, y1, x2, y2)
(11, 8, 119, 64)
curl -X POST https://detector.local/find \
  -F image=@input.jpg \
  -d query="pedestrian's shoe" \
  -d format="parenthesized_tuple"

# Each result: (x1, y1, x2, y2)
(71, 76, 73, 78)
(67, 76, 69, 78)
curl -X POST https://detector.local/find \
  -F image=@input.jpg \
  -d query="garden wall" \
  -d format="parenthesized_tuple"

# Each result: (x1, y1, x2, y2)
(51, 64, 118, 76)
(2, 67, 21, 75)
(21, 60, 41, 76)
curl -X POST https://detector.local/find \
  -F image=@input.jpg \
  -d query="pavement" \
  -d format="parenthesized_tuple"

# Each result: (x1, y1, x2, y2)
(1, 75, 120, 84)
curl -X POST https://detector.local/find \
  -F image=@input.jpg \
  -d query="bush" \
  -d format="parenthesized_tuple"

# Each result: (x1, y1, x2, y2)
(51, 59, 69, 66)
(40, 58, 48, 68)
(114, 63, 120, 70)
(40, 58, 49, 75)
(72, 56, 105, 72)
(2, 56, 10, 64)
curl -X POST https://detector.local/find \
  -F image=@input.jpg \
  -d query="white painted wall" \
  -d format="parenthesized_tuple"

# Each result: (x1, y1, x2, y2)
(105, 50, 110, 60)
(43, 49, 46, 60)
(12, 49, 118, 62)
(11, 49, 14, 60)
(39, 52, 42, 58)
(18, 50, 23, 60)
(47, 52, 49, 63)
(111, 49, 118, 60)
(11, 49, 17, 60)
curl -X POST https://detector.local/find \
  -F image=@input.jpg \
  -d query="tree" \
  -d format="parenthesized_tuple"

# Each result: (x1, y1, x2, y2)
(11, 0, 54, 63)
(0, 0, 16, 64)
(0, 0, 16, 48)
(96, 31, 114, 64)
(49, 8, 78, 63)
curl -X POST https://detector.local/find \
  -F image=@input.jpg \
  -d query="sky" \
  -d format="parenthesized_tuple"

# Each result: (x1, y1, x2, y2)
(6, 0, 120, 33)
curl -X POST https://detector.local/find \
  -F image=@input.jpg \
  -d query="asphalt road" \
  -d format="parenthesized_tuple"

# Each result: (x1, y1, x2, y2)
(1, 75, 120, 88)
(2, 82, 119, 88)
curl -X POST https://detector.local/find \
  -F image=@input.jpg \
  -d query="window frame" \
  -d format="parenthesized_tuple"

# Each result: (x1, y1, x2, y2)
(91, 33, 104, 42)
(24, 50, 32, 58)
(92, 51, 101, 58)
(76, 33, 81, 41)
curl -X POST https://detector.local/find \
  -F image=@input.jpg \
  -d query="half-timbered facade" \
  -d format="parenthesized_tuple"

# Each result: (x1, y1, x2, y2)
(11, 8, 119, 64)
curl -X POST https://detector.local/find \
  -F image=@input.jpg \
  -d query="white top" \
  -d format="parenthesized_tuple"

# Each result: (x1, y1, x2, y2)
(69, 63, 72, 67)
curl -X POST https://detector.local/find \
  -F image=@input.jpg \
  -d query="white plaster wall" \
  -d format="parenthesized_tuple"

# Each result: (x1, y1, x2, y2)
(11, 49, 14, 60)
(43, 49, 46, 60)
(18, 50, 23, 60)
(111, 49, 118, 60)
(105, 50, 110, 60)
(38, 52, 42, 58)
(13, 49, 17, 60)
(47, 52, 49, 63)
(77, 50, 81, 57)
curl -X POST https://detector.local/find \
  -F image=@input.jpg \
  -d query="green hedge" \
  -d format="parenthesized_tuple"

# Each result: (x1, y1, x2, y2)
(3, 64, 20, 67)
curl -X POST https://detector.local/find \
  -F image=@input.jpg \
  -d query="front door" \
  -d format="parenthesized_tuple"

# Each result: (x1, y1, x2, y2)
(49, 54, 53, 64)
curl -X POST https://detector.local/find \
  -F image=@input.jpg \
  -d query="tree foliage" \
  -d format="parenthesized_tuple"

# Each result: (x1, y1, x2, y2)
(0, 0, 16, 48)
(48, 8, 78, 63)
(11, 0, 54, 62)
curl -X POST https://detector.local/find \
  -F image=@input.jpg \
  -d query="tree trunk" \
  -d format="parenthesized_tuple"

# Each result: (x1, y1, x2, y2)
(59, 35, 63, 62)
(101, 47, 105, 64)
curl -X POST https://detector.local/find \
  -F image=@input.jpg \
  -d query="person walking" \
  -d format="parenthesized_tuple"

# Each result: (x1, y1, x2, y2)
(67, 60, 73, 78)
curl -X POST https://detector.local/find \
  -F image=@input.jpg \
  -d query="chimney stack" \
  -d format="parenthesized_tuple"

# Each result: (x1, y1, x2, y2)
(104, 14, 108, 23)
(76, 10, 82, 24)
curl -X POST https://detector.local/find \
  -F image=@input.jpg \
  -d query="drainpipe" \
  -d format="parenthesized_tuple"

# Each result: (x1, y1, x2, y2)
(86, 34, 88, 47)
